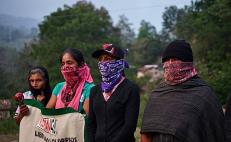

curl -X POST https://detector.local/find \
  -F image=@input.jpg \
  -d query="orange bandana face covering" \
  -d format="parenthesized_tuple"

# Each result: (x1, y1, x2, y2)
(163, 60, 198, 85)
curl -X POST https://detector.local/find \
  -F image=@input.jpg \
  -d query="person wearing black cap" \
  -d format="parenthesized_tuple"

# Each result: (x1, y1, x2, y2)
(140, 40, 225, 142)
(88, 44, 140, 142)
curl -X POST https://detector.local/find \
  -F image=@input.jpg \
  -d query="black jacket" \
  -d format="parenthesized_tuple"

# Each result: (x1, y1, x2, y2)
(88, 79, 140, 142)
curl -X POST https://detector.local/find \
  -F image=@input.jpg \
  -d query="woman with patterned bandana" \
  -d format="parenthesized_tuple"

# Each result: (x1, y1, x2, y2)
(46, 48, 94, 114)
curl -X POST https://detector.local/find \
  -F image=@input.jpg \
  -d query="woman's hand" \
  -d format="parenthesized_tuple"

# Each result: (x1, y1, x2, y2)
(15, 104, 29, 125)
(19, 104, 29, 116)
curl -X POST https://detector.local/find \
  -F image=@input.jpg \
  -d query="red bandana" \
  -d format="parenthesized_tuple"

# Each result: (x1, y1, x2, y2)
(56, 64, 94, 110)
(60, 65, 80, 106)
(163, 60, 198, 85)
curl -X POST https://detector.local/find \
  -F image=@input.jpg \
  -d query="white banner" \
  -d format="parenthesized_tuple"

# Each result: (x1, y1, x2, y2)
(19, 100, 86, 142)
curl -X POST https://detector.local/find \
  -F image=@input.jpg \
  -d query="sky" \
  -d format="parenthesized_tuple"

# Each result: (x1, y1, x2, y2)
(0, 0, 192, 33)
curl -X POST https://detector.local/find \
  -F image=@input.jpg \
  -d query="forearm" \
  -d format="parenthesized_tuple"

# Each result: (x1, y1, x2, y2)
(15, 113, 24, 125)
(83, 99, 89, 115)
(46, 95, 57, 108)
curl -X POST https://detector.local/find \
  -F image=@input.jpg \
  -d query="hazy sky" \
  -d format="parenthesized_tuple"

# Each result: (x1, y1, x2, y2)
(0, 0, 192, 32)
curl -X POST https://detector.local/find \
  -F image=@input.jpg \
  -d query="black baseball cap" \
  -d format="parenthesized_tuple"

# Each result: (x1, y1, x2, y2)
(92, 44, 125, 59)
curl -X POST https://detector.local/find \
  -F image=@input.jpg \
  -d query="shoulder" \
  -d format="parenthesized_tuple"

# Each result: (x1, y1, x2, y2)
(52, 82, 65, 96)
(122, 79, 140, 91)
(53, 82, 65, 91)
(89, 84, 101, 98)
(82, 82, 95, 98)
(84, 82, 95, 90)
(54, 82, 65, 88)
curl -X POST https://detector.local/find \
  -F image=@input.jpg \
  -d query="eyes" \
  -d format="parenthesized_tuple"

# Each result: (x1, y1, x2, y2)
(29, 79, 43, 84)
(61, 53, 78, 67)
(61, 60, 75, 66)
(98, 54, 115, 62)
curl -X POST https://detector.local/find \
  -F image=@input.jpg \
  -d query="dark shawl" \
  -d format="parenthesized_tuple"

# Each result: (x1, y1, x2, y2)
(141, 77, 225, 142)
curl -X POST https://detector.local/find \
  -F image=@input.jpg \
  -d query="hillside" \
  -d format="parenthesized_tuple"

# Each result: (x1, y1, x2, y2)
(0, 14, 39, 29)
(0, 14, 39, 49)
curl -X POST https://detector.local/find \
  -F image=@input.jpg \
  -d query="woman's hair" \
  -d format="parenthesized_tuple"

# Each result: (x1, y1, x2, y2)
(28, 66, 52, 106)
(60, 48, 85, 67)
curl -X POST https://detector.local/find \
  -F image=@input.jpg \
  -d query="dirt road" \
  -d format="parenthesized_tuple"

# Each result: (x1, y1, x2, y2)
(1, 134, 18, 142)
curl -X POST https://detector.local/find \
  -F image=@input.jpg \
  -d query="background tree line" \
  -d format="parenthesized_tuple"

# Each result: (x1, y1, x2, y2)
(1, 0, 231, 105)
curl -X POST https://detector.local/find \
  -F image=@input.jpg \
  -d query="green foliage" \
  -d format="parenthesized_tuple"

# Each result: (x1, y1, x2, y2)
(127, 20, 163, 67)
(137, 93, 149, 127)
(0, 118, 19, 134)
(162, 0, 231, 103)
(138, 20, 157, 40)
(129, 38, 163, 66)
(30, 1, 121, 85)
(0, 46, 31, 99)
(115, 15, 135, 47)
(161, 6, 186, 42)
(196, 51, 231, 104)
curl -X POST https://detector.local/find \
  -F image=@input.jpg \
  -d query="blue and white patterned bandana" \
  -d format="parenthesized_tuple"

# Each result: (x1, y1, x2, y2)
(98, 59, 129, 93)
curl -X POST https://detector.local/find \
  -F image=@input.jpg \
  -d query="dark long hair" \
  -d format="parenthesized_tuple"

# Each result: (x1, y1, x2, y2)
(28, 66, 52, 106)
(60, 48, 85, 67)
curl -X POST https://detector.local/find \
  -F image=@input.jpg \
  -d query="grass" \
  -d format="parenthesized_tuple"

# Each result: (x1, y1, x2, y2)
(135, 93, 149, 141)
(138, 93, 149, 127)
(0, 118, 19, 135)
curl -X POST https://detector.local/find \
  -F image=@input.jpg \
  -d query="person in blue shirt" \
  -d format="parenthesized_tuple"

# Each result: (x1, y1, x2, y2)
(46, 48, 94, 114)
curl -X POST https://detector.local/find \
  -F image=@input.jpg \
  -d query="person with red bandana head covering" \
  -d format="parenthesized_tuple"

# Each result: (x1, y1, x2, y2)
(46, 48, 94, 114)
(140, 40, 225, 142)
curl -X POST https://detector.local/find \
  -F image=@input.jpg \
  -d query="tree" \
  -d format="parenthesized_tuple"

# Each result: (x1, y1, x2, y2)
(137, 20, 157, 40)
(129, 20, 162, 66)
(116, 15, 135, 47)
(161, 6, 186, 43)
(30, 1, 121, 85)
(162, 0, 231, 103)
(0, 46, 30, 99)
